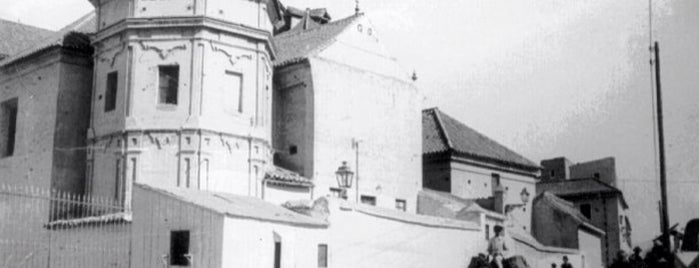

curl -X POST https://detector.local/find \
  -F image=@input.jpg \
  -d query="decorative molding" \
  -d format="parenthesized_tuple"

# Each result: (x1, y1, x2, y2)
(99, 44, 127, 68)
(210, 41, 253, 66)
(138, 41, 187, 60)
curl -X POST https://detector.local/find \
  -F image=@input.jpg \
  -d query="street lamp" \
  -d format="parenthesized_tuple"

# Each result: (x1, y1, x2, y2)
(335, 161, 354, 200)
(505, 188, 530, 213)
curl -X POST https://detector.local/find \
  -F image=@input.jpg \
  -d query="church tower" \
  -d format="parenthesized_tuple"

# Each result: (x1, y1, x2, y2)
(86, 0, 279, 207)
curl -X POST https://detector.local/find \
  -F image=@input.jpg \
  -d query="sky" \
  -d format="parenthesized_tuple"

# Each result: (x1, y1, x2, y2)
(2, 0, 698, 246)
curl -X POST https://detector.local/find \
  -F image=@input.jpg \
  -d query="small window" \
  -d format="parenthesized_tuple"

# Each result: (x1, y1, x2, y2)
(594, 173, 601, 179)
(491, 173, 501, 187)
(317, 244, 328, 268)
(274, 241, 282, 268)
(170, 230, 190, 266)
(159, 66, 179, 105)
(105, 71, 118, 112)
(0, 98, 18, 158)
(549, 170, 555, 178)
(580, 204, 592, 219)
(289, 145, 298, 155)
(395, 199, 406, 211)
(360, 195, 376, 206)
(485, 224, 490, 240)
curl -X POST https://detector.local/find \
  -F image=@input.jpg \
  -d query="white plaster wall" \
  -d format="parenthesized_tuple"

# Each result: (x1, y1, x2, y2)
(89, 17, 274, 199)
(263, 184, 312, 205)
(131, 186, 225, 268)
(221, 217, 325, 268)
(0, 54, 61, 189)
(49, 224, 131, 268)
(326, 201, 482, 268)
(579, 230, 604, 268)
(450, 162, 537, 232)
(308, 57, 422, 213)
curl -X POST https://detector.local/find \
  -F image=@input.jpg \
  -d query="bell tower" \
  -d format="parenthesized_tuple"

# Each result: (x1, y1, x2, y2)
(86, 0, 279, 205)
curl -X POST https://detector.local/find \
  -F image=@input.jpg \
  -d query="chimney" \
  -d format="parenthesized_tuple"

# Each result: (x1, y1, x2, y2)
(493, 186, 506, 214)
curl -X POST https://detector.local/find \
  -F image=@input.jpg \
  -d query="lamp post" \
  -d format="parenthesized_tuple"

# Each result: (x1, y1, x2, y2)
(335, 161, 354, 200)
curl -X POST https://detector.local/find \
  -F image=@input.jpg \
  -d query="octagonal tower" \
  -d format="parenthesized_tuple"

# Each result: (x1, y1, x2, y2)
(86, 0, 280, 205)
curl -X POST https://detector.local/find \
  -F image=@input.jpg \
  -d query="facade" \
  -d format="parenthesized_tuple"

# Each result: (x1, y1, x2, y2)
(273, 13, 423, 212)
(538, 157, 632, 266)
(422, 107, 541, 232)
(0, 15, 95, 193)
(532, 191, 605, 268)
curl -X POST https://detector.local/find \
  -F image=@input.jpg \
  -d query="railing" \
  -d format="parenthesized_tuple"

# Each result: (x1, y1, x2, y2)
(0, 184, 130, 268)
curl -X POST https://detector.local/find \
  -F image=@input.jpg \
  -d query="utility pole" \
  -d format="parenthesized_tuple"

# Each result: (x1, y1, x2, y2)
(352, 139, 361, 203)
(653, 42, 672, 255)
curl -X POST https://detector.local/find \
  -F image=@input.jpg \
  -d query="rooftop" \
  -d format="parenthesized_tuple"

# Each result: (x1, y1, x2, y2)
(0, 19, 55, 59)
(422, 107, 540, 171)
(272, 13, 363, 67)
(537, 178, 628, 208)
(0, 11, 96, 67)
(535, 191, 605, 235)
(138, 183, 328, 227)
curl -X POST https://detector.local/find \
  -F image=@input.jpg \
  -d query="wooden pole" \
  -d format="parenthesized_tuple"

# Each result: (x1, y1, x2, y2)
(654, 42, 672, 254)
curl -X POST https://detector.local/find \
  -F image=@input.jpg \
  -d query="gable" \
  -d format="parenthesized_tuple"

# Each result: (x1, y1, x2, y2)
(315, 16, 408, 81)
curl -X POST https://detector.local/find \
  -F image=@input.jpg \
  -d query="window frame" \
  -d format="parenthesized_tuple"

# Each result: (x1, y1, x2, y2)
(158, 65, 180, 106)
(105, 71, 118, 112)
(360, 195, 376, 206)
(1, 98, 18, 158)
(395, 199, 407, 212)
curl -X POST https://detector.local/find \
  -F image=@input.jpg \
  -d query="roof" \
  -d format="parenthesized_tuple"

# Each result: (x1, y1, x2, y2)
(0, 19, 55, 59)
(265, 166, 314, 187)
(422, 108, 540, 171)
(0, 11, 96, 67)
(272, 13, 363, 67)
(535, 191, 605, 235)
(418, 189, 506, 221)
(137, 183, 328, 227)
(509, 229, 580, 254)
(537, 177, 629, 208)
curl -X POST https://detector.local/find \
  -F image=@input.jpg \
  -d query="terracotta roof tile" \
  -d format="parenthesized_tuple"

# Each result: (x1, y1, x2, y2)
(1, 11, 96, 66)
(272, 14, 362, 67)
(0, 19, 55, 58)
(422, 108, 539, 170)
(537, 178, 628, 208)
(265, 166, 313, 187)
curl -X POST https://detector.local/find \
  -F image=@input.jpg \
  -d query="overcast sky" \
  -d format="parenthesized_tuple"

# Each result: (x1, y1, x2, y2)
(2, 0, 698, 245)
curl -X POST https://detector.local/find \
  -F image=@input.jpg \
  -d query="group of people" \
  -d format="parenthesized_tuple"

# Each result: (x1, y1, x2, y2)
(609, 242, 671, 268)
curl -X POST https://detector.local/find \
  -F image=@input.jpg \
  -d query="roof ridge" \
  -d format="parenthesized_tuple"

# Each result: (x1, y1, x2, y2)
(431, 108, 455, 149)
(0, 18, 55, 33)
(275, 13, 362, 40)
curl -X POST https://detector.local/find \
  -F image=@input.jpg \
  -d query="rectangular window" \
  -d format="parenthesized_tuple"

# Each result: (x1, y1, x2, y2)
(224, 71, 243, 113)
(170, 230, 190, 266)
(395, 199, 406, 211)
(580, 204, 592, 219)
(360, 195, 376, 206)
(491, 173, 501, 188)
(0, 98, 18, 157)
(318, 244, 328, 268)
(274, 241, 282, 268)
(159, 66, 179, 105)
(105, 71, 118, 112)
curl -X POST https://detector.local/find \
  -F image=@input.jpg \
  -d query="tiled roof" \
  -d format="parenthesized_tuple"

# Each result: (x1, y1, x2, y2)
(0, 19, 55, 59)
(0, 11, 96, 67)
(265, 166, 313, 187)
(422, 108, 540, 170)
(137, 183, 328, 227)
(272, 13, 363, 67)
(535, 191, 604, 235)
(418, 189, 506, 220)
(537, 178, 628, 208)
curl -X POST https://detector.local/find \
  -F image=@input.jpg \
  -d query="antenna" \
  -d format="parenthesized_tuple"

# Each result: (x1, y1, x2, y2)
(355, 0, 360, 14)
